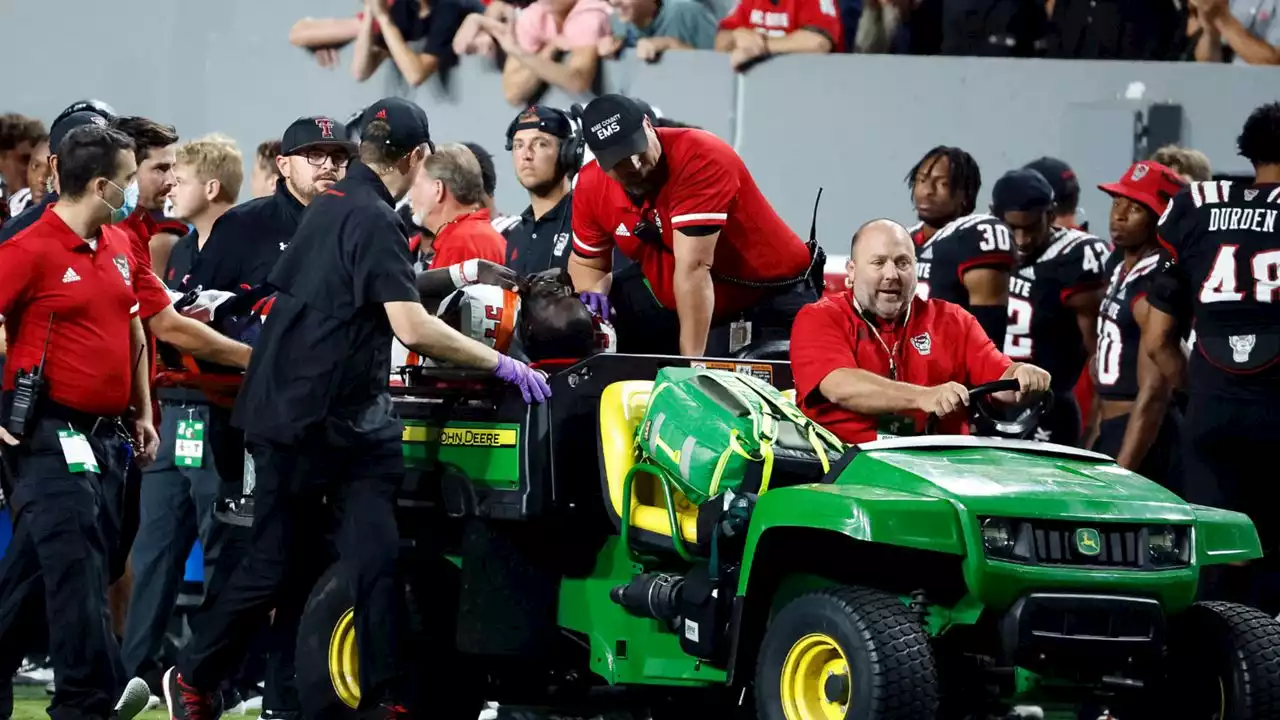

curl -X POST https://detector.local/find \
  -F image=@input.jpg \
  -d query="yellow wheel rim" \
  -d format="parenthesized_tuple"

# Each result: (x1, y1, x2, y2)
(779, 633, 851, 720)
(327, 607, 361, 710)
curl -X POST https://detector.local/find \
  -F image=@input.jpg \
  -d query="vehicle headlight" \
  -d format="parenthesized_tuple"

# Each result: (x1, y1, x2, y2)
(980, 517, 1033, 561)
(1147, 525, 1190, 567)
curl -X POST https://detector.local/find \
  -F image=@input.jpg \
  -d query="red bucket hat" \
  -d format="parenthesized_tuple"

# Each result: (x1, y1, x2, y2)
(1098, 161, 1187, 216)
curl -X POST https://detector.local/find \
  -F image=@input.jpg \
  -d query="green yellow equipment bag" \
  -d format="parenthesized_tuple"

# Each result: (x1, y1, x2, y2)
(636, 367, 847, 506)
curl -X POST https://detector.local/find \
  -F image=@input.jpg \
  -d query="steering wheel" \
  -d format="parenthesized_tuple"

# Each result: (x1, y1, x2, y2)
(925, 378, 1053, 440)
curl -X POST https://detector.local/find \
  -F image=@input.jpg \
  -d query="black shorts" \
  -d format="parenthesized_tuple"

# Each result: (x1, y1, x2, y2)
(1182, 394, 1280, 554)
(1091, 407, 1184, 496)
(1036, 392, 1082, 447)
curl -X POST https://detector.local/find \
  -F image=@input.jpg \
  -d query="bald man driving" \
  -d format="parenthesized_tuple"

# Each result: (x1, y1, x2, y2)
(790, 218, 1051, 444)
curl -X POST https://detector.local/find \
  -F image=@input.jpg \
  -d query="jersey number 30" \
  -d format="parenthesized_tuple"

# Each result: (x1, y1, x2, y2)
(978, 224, 1013, 252)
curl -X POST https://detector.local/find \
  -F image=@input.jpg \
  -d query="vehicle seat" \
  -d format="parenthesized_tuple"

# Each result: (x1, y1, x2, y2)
(599, 381, 699, 545)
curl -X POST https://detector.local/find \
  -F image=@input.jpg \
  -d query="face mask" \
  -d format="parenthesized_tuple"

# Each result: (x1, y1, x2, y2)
(102, 179, 139, 224)
(411, 211, 424, 228)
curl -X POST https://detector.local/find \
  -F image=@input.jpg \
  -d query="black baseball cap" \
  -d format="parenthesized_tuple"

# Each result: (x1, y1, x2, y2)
(991, 168, 1055, 216)
(580, 94, 650, 171)
(50, 111, 110, 154)
(280, 116, 356, 156)
(506, 105, 573, 147)
(1023, 156, 1080, 207)
(52, 99, 117, 130)
(358, 97, 433, 151)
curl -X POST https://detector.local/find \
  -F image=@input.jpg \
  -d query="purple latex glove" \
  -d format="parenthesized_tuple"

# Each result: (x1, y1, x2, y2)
(579, 291, 612, 319)
(493, 354, 552, 404)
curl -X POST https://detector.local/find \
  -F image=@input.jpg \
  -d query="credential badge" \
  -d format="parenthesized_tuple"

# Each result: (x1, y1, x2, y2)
(553, 232, 570, 257)
(911, 332, 932, 356)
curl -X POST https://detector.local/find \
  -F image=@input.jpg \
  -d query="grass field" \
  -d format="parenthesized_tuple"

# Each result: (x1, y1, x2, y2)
(10, 685, 262, 720)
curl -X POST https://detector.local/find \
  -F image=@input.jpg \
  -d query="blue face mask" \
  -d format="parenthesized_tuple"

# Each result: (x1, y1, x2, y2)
(103, 179, 139, 224)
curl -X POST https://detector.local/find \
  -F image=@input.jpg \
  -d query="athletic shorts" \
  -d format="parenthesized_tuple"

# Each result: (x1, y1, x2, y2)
(1091, 407, 1184, 497)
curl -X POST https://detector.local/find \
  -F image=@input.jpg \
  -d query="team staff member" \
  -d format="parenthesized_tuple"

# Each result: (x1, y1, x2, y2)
(1157, 103, 1280, 613)
(164, 97, 551, 720)
(1086, 161, 1187, 491)
(906, 146, 1013, 347)
(991, 169, 1110, 446)
(109, 117, 188, 282)
(411, 143, 508, 268)
(0, 125, 159, 720)
(569, 94, 817, 358)
(791, 219, 1050, 444)
(504, 105, 581, 275)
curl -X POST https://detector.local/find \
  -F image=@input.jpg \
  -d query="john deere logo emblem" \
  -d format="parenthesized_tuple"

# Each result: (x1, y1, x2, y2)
(1075, 528, 1101, 556)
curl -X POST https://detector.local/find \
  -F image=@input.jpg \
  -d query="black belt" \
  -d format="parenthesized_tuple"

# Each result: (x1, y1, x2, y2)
(156, 387, 212, 405)
(40, 401, 123, 436)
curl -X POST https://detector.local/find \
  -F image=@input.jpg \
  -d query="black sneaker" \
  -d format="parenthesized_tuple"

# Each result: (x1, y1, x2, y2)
(162, 667, 223, 720)
(260, 711, 301, 720)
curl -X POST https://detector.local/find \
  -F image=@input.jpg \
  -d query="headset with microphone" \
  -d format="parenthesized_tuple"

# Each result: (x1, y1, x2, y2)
(505, 105, 584, 179)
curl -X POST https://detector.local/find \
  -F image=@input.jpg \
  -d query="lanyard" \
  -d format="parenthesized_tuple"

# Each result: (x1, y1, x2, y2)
(853, 296, 912, 381)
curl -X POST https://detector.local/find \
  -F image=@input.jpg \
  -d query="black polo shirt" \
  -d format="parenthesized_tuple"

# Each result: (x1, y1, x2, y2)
(505, 192, 574, 276)
(230, 162, 419, 447)
(163, 230, 199, 290)
(181, 178, 307, 294)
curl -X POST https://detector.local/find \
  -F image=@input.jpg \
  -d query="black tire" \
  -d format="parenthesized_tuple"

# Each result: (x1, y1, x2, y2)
(755, 585, 939, 720)
(295, 557, 485, 720)
(1153, 600, 1280, 719)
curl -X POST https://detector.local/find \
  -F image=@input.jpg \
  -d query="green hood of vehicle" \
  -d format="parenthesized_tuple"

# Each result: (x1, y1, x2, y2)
(835, 438, 1194, 522)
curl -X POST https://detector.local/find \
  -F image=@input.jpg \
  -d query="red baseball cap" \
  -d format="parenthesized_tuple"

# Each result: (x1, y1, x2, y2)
(1098, 161, 1186, 216)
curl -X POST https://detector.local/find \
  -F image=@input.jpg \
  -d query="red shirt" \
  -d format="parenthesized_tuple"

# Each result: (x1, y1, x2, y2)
(572, 127, 811, 319)
(791, 291, 1013, 444)
(118, 210, 178, 320)
(718, 0, 844, 50)
(0, 207, 148, 416)
(427, 209, 508, 269)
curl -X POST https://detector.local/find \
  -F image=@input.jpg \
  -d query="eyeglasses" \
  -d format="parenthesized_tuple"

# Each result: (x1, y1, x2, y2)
(299, 150, 351, 169)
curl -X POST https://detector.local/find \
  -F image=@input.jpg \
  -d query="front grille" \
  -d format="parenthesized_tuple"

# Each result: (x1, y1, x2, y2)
(1031, 521, 1143, 569)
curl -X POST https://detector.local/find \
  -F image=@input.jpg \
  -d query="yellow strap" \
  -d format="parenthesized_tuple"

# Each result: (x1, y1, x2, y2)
(807, 426, 831, 474)
(757, 440, 777, 494)
(655, 436, 680, 465)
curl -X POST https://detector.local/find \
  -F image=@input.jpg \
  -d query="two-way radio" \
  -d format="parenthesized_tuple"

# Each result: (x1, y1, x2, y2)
(5, 313, 54, 440)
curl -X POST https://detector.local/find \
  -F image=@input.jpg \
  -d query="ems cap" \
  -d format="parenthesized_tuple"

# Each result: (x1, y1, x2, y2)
(359, 97, 433, 151)
(280, 116, 356, 155)
(50, 111, 109, 154)
(1023, 156, 1079, 206)
(991, 168, 1055, 217)
(580, 94, 650, 171)
(1098, 161, 1186, 217)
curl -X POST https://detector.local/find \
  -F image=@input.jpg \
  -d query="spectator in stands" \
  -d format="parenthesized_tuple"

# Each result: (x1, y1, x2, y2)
(461, 141, 521, 233)
(1150, 144, 1214, 182)
(8, 134, 50, 218)
(289, 9, 362, 68)
(410, 143, 508, 269)
(852, 0, 904, 53)
(0, 114, 46, 218)
(1045, 0, 1186, 60)
(1023, 156, 1086, 231)
(714, 0, 843, 70)
(474, 0, 612, 105)
(451, 0, 518, 59)
(352, 0, 484, 86)
(597, 0, 719, 61)
(1190, 0, 1280, 64)
(250, 138, 282, 199)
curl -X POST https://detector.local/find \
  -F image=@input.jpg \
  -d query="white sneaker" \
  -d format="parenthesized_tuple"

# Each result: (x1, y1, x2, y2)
(1010, 707, 1045, 720)
(479, 701, 500, 720)
(115, 677, 152, 720)
(15, 662, 55, 685)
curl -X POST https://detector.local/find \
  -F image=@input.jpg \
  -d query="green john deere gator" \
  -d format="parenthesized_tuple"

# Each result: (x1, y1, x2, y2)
(294, 352, 1280, 720)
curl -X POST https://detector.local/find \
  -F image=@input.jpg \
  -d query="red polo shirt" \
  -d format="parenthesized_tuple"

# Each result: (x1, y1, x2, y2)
(0, 206, 148, 416)
(427, 208, 508, 269)
(572, 127, 811, 319)
(791, 291, 1013, 444)
(119, 209, 178, 319)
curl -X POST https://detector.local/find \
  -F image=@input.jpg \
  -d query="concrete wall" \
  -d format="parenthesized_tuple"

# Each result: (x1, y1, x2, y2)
(3, 0, 1276, 252)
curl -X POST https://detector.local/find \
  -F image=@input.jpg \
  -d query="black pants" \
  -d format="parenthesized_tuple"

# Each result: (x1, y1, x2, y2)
(609, 263, 680, 355)
(705, 282, 818, 359)
(1091, 407, 1184, 496)
(178, 429, 407, 709)
(0, 415, 128, 720)
(1181, 395, 1280, 614)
